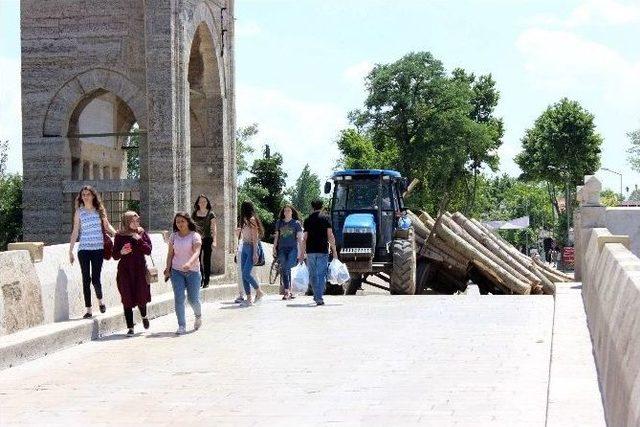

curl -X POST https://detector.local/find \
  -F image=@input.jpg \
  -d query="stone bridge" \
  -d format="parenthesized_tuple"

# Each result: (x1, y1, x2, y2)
(1, 175, 639, 426)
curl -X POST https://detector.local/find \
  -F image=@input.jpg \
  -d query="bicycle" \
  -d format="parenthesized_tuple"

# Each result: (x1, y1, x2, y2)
(269, 257, 284, 294)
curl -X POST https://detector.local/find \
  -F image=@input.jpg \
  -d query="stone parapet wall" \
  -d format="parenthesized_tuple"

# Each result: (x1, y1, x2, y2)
(0, 234, 272, 337)
(604, 207, 640, 257)
(581, 227, 640, 426)
(575, 175, 640, 426)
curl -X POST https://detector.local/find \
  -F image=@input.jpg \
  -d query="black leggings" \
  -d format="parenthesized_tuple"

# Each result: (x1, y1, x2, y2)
(77, 249, 104, 308)
(200, 237, 213, 285)
(123, 305, 147, 329)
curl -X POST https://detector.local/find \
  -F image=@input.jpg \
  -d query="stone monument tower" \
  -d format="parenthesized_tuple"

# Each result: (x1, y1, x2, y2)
(20, 1, 236, 271)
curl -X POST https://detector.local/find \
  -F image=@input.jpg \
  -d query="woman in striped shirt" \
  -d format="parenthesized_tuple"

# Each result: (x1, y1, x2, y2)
(68, 186, 116, 319)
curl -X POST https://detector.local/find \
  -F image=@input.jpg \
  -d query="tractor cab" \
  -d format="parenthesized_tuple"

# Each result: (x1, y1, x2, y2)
(324, 169, 415, 294)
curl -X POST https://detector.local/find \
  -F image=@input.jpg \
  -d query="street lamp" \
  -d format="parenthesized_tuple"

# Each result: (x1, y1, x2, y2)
(601, 167, 623, 202)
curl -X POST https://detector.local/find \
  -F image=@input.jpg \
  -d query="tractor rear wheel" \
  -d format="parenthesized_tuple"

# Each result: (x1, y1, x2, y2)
(389, 237, 416, 295)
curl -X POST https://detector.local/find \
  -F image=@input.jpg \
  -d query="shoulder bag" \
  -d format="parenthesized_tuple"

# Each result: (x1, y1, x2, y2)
(100, 217, 114, 260)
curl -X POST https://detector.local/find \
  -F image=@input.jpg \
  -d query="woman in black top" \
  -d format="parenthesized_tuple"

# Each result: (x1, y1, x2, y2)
(193, 194, 217, 288)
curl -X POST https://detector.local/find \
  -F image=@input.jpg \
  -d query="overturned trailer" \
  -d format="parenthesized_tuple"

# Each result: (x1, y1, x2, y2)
(409, 210, 570, 295)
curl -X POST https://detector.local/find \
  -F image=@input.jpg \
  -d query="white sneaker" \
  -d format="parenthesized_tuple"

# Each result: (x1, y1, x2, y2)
(194, 317, 202, 331)
(176, 326, 186, 335)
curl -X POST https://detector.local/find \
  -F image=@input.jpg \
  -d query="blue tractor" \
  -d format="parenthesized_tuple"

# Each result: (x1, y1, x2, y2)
(324, 169, 416, 295)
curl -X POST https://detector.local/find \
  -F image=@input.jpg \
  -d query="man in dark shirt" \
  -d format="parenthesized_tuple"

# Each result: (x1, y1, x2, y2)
(302, 200, 337, 305)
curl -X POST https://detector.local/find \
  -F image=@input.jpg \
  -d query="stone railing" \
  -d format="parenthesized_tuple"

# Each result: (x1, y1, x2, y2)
(0, 235, 273, 337)
(574, 175, 640, 426)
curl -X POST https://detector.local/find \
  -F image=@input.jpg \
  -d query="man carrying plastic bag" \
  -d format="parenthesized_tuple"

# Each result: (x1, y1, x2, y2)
(328, 259, 350, 285)
(291, 262, 309, 294)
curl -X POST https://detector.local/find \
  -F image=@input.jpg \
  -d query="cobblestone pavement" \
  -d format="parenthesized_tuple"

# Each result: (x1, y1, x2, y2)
(0, 294, 556, 426)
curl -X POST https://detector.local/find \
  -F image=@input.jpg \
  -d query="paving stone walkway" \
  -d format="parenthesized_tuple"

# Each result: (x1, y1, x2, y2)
(0, 293, 598, 426)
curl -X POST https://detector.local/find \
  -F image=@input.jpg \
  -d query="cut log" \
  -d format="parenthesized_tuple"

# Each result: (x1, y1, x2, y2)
(433, 218, 531, 294)
(451, 212, 541, 286)
(471, 218, 571, 283)
(439, 213, 534, 289)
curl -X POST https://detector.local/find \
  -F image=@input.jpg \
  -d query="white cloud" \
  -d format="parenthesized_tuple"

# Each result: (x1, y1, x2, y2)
(236, 84, 348, 186)
(516, 28, 640, 106)
(564, 0, 640, 27)
(235, 20, 262, 38)
(0, 56, 22, 174)
(529, 0, 640, 28)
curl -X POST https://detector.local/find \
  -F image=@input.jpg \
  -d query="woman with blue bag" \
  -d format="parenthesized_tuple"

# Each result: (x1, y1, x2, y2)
(238, 201, 265, 306)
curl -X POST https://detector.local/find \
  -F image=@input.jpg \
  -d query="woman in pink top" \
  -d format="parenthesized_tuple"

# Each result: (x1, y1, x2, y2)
(164, 212, 203, 335)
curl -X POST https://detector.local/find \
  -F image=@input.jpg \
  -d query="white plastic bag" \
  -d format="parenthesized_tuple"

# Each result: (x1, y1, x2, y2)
(291, 262, 310, 293)
(328, 259, 350, 284)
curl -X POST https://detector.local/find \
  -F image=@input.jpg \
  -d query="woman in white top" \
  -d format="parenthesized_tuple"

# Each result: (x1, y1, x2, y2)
(164, 212, 203, 335)
(68, 186, 116, 319)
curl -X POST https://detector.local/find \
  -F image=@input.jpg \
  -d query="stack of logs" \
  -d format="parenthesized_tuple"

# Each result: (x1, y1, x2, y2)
(409, 210, 572, 295)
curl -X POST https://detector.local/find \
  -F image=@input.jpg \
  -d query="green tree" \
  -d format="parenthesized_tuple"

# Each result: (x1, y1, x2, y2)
(0, 140, 23, 250)
(473, 174, 553, 248)
(287, 164, 321, 216)
(515, 98, 602, 217)
(338, 51, 502, 216)
(626, 127, 640, 172)
(240, 145, 287, 241)
(600, 189, 622, 207)
(236, 123, 258, 178)
(628, 187, 640, 203)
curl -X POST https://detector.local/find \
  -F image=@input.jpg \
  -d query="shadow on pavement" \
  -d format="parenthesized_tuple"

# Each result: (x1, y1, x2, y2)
(98, 333, 142, 341)
(286, 303, 344, 308)
(146, 332, 181, 338)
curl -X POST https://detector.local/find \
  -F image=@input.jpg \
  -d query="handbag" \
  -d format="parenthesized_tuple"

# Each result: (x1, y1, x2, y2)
(145, 253, 158, 284)
(254, 241, 265, 266)
(100, 216, 113, 260)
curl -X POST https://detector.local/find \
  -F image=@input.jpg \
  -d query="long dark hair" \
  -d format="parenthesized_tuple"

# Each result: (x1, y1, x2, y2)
(76, 185, 107, 220)
(239, 201, 264, 238)
(192, 194, 212, 217)
(279, 204, 300, 221)
(172, 211, 197, 233)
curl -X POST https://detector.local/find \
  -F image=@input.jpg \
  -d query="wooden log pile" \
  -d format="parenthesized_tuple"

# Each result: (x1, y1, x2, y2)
(409, 210, 571, 295)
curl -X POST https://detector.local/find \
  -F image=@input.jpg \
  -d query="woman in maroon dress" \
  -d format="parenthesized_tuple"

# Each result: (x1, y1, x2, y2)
(112, 211, 152, 336)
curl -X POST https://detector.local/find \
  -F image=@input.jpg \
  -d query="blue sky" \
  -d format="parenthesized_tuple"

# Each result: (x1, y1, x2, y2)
(2, 0, 640, 194)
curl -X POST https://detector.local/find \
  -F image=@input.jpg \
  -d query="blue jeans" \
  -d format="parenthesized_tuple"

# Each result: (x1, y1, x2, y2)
(307, 253, 329, 302)
(241, 243, 260, 295)
(170, 269, 202, 328)
(278, 246, 298, 290)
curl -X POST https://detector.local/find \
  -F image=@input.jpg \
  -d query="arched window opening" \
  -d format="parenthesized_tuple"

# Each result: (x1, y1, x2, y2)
(64, 90, 143, 228)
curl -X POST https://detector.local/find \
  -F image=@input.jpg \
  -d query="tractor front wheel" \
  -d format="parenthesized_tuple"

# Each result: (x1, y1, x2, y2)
(389, 237, 416, 295)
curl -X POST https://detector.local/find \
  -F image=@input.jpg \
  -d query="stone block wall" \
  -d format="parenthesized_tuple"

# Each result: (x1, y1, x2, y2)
(605, 208, 640, 257)
(0, 251, 44, 335)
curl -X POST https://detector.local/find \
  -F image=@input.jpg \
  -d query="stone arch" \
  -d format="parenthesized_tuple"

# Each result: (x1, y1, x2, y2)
(186, 17, 227, 275)
(184, 2, 226, 97)
(43, 68, 147, 138)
